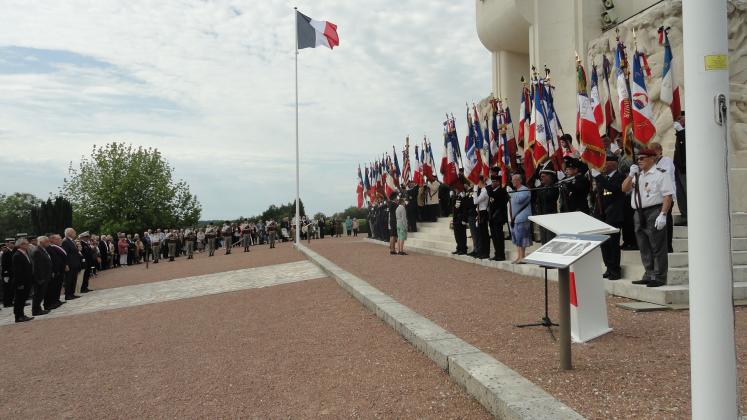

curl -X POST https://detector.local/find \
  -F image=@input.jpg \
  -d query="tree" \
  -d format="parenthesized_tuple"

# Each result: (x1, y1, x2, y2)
(0, 193, 42, 238)
(62, 142, 201, 235)
(30, 196, 73, 235)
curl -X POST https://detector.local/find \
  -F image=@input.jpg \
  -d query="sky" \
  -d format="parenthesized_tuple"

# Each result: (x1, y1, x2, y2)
(0, 0, 490, 220)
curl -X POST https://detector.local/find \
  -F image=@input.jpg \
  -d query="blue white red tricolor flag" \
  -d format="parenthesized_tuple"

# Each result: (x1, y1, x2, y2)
(356, 166, 364, 208)
(659, 26, 682, 121)
(296, 11, 339, 50)
(576, 61, 606, 170)
(631, 50, 656, 144)
(589, 64, 604, 130)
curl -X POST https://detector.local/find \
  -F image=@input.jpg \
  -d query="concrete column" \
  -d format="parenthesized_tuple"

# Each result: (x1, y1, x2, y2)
(683, 0, 737, 418)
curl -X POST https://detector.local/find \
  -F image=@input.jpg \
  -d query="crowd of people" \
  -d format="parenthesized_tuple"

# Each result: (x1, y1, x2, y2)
(368, 113, 686, 289)
(0, 214, 371, 323)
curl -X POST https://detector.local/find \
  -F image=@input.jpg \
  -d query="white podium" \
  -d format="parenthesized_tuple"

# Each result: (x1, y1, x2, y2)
(528, 212, 618, 343)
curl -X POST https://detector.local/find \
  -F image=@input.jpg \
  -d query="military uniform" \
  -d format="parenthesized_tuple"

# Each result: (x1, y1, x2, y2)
(267, 221, 277, 248)
(12, 248, 33, 322)
(241, 227, 251, 252)
(185, 230, 196, 259)
(167, 232, 177, 261)
(451, 191, 468, 255)
(536, 172, 560, 244)
(222, 224, 232, 255)
(487, 181, 509, 260)
(79, 233, 94, 292)
(464, 188, 478, 256)
(206, 225, 217, 256)
(151, 233, 161, 263)
(593, 164, 626, 279)
(473, 184, 490, 259)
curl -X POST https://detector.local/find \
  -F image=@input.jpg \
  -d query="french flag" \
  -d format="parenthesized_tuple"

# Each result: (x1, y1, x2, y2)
(576, 63, 606, 170)
(356, 166, 364, 208)
(590, 64, 604, 130)
(660, 27, 682, 121)
(631, 50, 656, 144)
(297, 11, 339, 50)
(615, 41, 633, 150)
(464, 117, 482, 185)
(413, 145, 423, 186)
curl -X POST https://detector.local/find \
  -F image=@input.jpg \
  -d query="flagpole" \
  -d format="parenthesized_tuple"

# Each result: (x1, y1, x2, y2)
(294, 7, 301, 245)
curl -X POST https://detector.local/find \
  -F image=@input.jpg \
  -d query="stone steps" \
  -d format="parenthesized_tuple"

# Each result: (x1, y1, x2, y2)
(400, 214, 747, 305)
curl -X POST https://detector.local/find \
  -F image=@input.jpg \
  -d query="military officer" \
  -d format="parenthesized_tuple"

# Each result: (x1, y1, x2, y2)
(205, 224, 217, 256)
(151, 230, 161, 263)
(79, 231, 95, 293)
(167, 230, 177, 262)
(185, 229, 196, 259)
(30, 236, 53, 315)
(560, 157, 591, 214)
(487, 167, 508, 261)
(592, 155, 627, 280)
(451, 185, 468, 255)
(241, 226, 251, 252)
(536, 163, 560, 244)
(473, 176, 490, 259)
(222, 223, 232, 255)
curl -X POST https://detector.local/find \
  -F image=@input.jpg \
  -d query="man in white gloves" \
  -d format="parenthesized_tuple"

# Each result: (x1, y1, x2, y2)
(622, 148, 674, 287)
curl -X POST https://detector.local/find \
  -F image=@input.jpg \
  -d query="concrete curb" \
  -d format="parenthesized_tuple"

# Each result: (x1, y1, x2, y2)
(296, 243, 584, 419)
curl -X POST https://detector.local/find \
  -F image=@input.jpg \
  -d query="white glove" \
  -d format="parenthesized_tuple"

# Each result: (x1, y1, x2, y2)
(2, 276, 8, 284)
(610, 143, 620, 153)
(534, 179, 541, 187)
(591, 169, 601, 177)
(556, 171, 566, 180)
(629, 164, 640, 176)
(655, 213, 667, 230)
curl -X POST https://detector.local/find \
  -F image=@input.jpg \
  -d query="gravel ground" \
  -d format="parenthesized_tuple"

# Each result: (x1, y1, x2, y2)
(309, 237, 747, 419)
(90, 242, 303, 290)
(0, 276, 489, 419)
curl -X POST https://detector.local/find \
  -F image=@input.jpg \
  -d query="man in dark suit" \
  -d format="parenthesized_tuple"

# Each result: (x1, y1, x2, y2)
(12, 238, 34, 322)
(30, 236, 53, 316)
(2, 238, 15, 307)
(98, 236, 109, 270)
(487, 167, 509, 261)
(535, 164, 560, 244)
(79, 232, 95, 293)
(46, 234, 67, 309)
(406, 182, 419, 232)
(61, 227, 81, 301)
(592, 155, 627, 280)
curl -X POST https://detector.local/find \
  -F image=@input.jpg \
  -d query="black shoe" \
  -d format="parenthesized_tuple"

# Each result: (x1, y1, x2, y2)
(456, 251, 467, 255)
(467, 252, 477, 257)
(491, 256, 506, 261)
(46, 302, 62, 310)
(452, 251, 459, 255)
(607, 273, 622, 280)
(390, 251, 397, 255)
(631, 279, 650, 285)
(65, 295, 80, 300)
(398, 252, 408, 255)
(15, 316, 34, 323)
(32, 309, 50, 316)
(478, 255, 489, 259)
(602, 271, 610, 278)
(80, 289, 92, 293)
(647, 281, 665, 288)
(621, 244, 639, 251)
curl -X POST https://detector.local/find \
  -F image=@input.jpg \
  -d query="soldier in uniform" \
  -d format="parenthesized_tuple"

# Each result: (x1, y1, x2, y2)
(222, 223, 232, 255)
(451, 185, 468, 255)
(151, 230, 161, 263)
(206, 223, 217, 256)
(487, 167, 508, 260)
(536, 163, 560, 244)
(406, 181, 419, 232)
(473, 176, 490, 259)
(560, 157, 591, 214)
(464, 184, 478, 257)
(2, 238, 14, 307)
(592, 155, 627, 280)
(46, 234, 67, 309)
(185, 229, 196, 259)
(241, 225, 251, 252)
(167, 230, 177, 262)
(267, 219, 277, 248)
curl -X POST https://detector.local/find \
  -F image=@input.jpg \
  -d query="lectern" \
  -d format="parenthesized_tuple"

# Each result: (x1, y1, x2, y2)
(527, 212, 617, 343)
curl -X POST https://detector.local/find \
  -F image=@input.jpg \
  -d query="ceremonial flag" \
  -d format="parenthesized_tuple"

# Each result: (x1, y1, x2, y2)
(441, 116, 461, 188)
(518, 80, 531, 147)
(530, 80, 551, 166)
(576, 61, 606, 170)
(490, 102, 500, 167)
(602, 54, 619, 139)
(472, 105, 489, 178)
(542, 79, 564, 169)
(464, 114, 482, 185)
(590, 64, 604, 130)
(412, 145, 423, 186)
(631, 50, 656, 144)
(392, 146, 401, 187)
(659, 26, 682, 121)
(615, 39, 633, 155)
(422, 139, 435, 181)
(356, 166, 364, 208)
(401, 139, 411, 186)
(296, 11, 339, 50)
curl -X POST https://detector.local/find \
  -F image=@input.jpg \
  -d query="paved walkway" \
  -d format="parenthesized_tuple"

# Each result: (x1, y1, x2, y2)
(0, 260, 325, 326)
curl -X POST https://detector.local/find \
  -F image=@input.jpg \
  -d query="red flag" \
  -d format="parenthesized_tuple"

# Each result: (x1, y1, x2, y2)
(576, 61, 606, 170)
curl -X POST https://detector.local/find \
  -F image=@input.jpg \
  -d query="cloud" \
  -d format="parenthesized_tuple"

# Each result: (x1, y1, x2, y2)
(0, 0, 490, 220)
